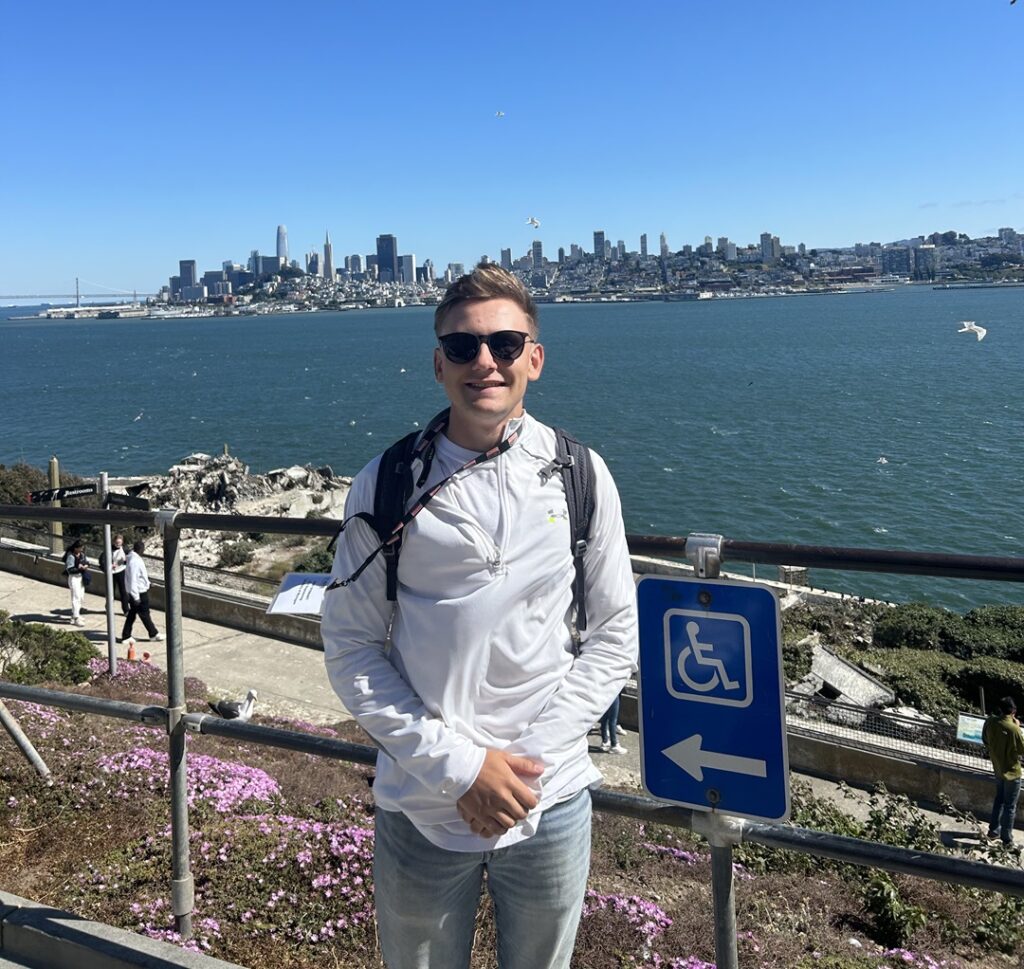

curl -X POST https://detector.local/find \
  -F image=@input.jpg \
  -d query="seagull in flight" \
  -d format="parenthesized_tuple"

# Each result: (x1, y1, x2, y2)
(495, 110, 505, 118)
(208, 688, 258, 721)
(132, 410, 144, 422)
(957, 320, 987, 341)
(526, 216, 540, 228)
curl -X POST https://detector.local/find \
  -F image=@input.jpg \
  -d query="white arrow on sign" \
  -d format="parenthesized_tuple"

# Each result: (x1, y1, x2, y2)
(662, 734, 768, 782)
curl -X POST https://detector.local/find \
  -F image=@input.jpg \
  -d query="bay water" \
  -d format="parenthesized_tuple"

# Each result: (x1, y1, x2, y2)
(2, 287, 1021, 609)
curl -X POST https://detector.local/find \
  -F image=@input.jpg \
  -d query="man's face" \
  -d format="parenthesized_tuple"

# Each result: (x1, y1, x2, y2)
(433, 298, 544, 449)
(114, 537, 123, 548)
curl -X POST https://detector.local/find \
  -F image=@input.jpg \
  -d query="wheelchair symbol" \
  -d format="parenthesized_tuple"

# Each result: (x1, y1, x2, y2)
(663, 609, 753, 707)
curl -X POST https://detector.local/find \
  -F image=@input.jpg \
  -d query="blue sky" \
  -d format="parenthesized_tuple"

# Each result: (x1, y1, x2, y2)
(1, 0, 1021, 298)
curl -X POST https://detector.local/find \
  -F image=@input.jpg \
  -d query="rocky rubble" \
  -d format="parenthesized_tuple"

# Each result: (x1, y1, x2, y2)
(124, 452, 351, 568)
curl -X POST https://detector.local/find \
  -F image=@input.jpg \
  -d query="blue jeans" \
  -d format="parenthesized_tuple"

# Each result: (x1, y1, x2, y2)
(989, 776, 1022, 843)
(373, 789, 592, 969)
(599, 696, 620, 747)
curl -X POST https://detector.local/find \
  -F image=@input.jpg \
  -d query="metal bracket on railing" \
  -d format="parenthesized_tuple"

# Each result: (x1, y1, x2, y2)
(183, 713, 209, 734)
(171, 874, 195, 918)
(154, 508, 180, 535)
(685, 533, 723, 579)
(692, 810, 745, 847)
(166, 704, 187, 735)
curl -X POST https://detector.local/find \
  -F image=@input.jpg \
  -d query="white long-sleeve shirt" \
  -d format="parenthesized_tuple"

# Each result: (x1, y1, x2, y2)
(321, 413, 638, 851)
(125, 553, 151, 600)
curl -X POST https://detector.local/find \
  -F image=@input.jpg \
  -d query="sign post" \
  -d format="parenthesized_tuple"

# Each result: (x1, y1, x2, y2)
(636, 536, 789, 969)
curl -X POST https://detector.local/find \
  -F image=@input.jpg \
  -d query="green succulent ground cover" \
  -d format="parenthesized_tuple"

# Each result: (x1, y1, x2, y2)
(0, 619, 1022, 967)
(782, 600, 1024, 719)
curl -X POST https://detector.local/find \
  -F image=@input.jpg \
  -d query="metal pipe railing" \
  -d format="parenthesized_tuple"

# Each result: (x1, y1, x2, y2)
(627, 534, 1024, 582)
(4, 504, 1024, 956)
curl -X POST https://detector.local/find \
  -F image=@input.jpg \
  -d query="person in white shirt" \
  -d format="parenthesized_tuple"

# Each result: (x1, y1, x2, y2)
(109, 533, 129, 615)
(321, 264, 638, 969)
(121, 540, 161, 642)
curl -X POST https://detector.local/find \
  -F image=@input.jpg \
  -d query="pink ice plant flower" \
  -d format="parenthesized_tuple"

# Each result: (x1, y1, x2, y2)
(98, 747, 280, 813)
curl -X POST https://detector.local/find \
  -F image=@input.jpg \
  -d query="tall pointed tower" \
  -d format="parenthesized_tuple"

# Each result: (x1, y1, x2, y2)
(323, 231, 335, 281)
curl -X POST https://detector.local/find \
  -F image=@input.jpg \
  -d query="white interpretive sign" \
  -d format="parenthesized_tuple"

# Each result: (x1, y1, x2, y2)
(266, 572, 335, 616)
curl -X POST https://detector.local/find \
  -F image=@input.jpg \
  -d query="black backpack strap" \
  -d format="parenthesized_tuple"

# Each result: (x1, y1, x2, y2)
(373, 429, 422, 601)
(553, 428, 595, 637)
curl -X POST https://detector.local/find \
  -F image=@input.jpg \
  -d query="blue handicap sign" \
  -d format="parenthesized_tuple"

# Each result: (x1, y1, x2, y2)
(636, 575, 790, 822)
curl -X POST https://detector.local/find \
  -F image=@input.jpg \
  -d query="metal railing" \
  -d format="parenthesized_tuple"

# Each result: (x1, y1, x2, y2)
(1, 506, 1023, 969)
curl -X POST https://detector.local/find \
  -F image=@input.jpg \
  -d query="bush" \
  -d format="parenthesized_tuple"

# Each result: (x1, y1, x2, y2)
(960, 605, 1024, 662)
(294, 541, 334, 574)
(857, 649, 964, 719)
(951, 656, 1024, 711)
(0, 610, 100, 685)
(871, 603, 966, 654)
(217, 540, 256, 569)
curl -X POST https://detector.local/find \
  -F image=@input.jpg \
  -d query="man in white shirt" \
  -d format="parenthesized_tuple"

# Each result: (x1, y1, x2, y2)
(121, 540, 161, 643)
(322, 264, 638, 969)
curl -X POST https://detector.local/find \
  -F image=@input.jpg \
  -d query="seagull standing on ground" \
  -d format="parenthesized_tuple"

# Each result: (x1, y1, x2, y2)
(957, 321, 987, 341)
(208, 689, 257, 721)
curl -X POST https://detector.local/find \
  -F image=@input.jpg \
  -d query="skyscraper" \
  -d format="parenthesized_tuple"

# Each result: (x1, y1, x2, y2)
(532, 240, 543, 269)
(376, 235, 399, 283)
(277, 225, 288, 263)
(400, 253, 416, 284)
(179, 260, 197, 289)
(659, 233, 669, 259)
(593, 231, 606, 261)
(323, 231, 335, 281)
(640, 234, 648, 258)
(500, 248, 512, 270)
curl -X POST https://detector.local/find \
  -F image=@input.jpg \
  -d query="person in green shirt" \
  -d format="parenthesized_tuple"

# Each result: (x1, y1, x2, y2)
(981, 696, 1024, 844)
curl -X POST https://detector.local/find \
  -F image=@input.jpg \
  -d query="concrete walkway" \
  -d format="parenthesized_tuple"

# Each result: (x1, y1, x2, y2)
(0, 569, 346, 726)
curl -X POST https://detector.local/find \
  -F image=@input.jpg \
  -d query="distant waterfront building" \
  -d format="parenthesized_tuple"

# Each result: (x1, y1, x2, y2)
(760, 232, 781, 263)
(366, 254, 379, 275)
(323, 231, 335, 281)
(881, 247, 912, 275)
(179, 260, 197, 289)
(349, 253, 362, 274)
(659, 233, 669, 258)
(169, 275, 181, 297)
(558, 247, 565, 265)
(640, 233, 648, 258)
(306, 252, 320, 276)
(249, 250, 261, 274)
(616, 240, 625, 261)
(448, 262, 465, 279)
(202, 269, 226, 292)
(593, 230, 606, 261)
(400, 253, 416, 284)
(532, 239, 543, 269)
(570, 243, 582, 262)
(276, 225, 288, 263)
(422, 258, 435, 282)
(376, 234, 399, 283)
(912, 244, 938, 281)
(500, 248, 512, 270)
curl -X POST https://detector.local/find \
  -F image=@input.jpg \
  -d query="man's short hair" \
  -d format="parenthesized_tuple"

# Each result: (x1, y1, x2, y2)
(133, 540, 146, 554)
(998, 696, 1017, 716)
(434, 263, 538, 337)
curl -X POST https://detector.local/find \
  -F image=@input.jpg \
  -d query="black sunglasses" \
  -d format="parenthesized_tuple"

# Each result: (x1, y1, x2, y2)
(437, 330, 537, 364)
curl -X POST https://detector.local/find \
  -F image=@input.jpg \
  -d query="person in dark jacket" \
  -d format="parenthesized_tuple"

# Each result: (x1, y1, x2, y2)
(63, 539, 89, 626)
(982, 696, 1024, 844)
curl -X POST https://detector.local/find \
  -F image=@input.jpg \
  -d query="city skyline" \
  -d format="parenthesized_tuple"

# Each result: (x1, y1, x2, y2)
(2, 0, 1022, 296)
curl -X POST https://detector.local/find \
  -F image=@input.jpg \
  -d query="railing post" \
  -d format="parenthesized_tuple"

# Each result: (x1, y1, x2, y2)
(100, 472, 116, 676)
(160, 511, 194, 939)
(48, 456, 62, 555)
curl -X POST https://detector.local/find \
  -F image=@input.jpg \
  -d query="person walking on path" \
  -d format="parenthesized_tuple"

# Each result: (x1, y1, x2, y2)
(121, 540, 161, 642)
(322, 264, 638, 969)
(982, 696, 1024, 844)
(104, 533, 130, 615)
(63, 539, 89, 626)
(599, 695, 627, 755)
